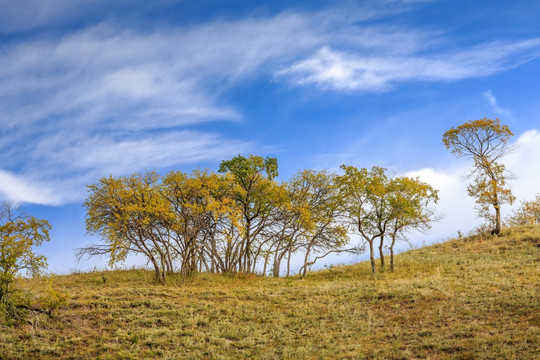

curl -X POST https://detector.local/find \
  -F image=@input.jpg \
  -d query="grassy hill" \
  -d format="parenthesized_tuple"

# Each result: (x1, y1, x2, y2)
(1, 225, 539, 359)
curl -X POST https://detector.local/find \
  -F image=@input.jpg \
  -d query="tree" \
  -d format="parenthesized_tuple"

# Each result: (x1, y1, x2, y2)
(443, 118, 515, 235)
(386, 176, 439, 271)
(337, 166, 439, 275)
(81, 172, 174, 283)
(284, 170, 350, 278)
(218, 155, 286, 273)
(161, 169, 235, 278)
(508, 194, 540, 226)
(0, 202, 51, 323)
(337, 166, 396, 275)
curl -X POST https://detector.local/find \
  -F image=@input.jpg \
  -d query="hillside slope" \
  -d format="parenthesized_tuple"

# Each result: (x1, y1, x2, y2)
(1, 225, 539, 359)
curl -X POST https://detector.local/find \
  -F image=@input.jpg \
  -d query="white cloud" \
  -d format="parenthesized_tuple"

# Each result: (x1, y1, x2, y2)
(41, 131, 252, 175)
(0, 131, 252, 205)
(0, 13, 322, 205)
(405, 165, 477, 240)
(506, 129, 540, 202)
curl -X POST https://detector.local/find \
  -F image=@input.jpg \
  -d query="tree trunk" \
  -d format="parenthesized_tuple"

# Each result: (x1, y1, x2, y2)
(273, 249, 285, 278)
(151, 256, 165, 283)
(245, 220, 251, 272)
(286, 249, 292, 277)
(262, 250, 271, 277)
(390, 246, 394, 272)
(369, 240, 376, 276)
(493, 204, 501, 235)
(301, 244, 312, 278)
(378, 235, 385, 269)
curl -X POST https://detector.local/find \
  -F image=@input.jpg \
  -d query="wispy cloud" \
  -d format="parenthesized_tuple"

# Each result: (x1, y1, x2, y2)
(482, 90, 511, 118)
(276, 39, 540, 91)
(0, 14, 321, 204)
(0, 131, 252, 205)
(0, 170, 60, 205)
(1, 2, 539, 205)
(0, 0, 161, 33)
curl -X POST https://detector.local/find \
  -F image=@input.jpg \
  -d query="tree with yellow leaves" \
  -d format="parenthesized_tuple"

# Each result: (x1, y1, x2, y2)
(337, 166, 396, 275)
(387, 176, 440, 272)
(0, 201, 51, 323)
(508, 194, 540, 226)
(285, 169, 350, 278)
(443, 118, 515, 235)
(81, 171, 174, 283)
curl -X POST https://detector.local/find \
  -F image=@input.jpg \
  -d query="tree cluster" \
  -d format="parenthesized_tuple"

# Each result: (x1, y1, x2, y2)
(80, 155, 439, 282)
(337, 166, 439, 275)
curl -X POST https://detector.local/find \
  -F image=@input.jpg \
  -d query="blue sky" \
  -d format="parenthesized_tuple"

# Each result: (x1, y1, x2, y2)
(1, 0, 540, 273)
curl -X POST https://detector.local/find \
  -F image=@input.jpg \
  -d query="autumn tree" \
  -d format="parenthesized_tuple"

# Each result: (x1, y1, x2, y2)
(337, 166, 395, 275)
(443, 118, 515, 235)
(161, 169, 235, 278)
(508, 194, 540, 226)
(0, 202, 51, 323)
(271, 170, 351, 278)
(386, 176, 439, 271)
(81, 172, 174, 283)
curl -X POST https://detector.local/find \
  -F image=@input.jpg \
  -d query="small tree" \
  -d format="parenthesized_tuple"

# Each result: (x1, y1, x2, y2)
(443, 118, 515, 235)
(286, 170, 349, 278)
(337, 166, 396, 275)
(508, 194, 540, 226)
(387, 177, 440, 272)
(0, 202, 51, 324)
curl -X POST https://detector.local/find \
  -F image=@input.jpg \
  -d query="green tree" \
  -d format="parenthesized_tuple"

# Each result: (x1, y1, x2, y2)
(443, 118, 515, 235)
(0, 202, 51, 323)
(218, 155, 286, 273)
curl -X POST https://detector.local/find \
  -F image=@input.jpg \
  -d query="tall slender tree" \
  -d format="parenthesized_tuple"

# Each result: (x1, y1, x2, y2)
(443, 118, 514, 234)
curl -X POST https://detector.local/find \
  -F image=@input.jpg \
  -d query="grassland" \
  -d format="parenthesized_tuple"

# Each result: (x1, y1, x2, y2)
(1, 225, 539, 359)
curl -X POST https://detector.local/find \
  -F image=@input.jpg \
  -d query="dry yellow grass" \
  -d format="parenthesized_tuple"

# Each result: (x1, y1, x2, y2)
(1, 225, 539, 359)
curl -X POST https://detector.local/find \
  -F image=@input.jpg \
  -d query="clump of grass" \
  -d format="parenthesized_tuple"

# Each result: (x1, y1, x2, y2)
(1, 225, 539, 359)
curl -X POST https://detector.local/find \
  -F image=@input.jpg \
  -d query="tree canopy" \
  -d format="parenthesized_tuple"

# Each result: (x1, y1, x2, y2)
(81, 155, 441, 281)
